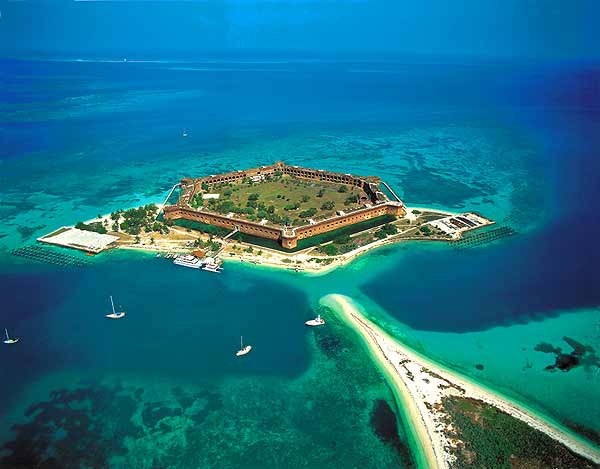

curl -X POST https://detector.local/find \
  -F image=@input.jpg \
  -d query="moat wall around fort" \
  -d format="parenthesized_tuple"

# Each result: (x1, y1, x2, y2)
(164, 162, 405, 249)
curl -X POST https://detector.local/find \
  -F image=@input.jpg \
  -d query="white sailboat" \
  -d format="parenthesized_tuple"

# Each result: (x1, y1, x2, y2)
(3, 328, 19, 345)
(305, 314, 325, 327)
(105, 295, 126, 319)
(235, 335, 252, 357)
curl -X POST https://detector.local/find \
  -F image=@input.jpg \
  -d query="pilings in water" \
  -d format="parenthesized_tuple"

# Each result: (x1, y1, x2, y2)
(452, 226, 516, 250)
(11, 245, 91, 267)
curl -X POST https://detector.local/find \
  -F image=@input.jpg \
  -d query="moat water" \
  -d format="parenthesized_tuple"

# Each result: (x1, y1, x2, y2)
(1, 58, 599, 466)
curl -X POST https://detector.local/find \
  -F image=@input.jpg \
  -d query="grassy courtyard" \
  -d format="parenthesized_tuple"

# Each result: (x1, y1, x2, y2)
(190, 175, 364, 227)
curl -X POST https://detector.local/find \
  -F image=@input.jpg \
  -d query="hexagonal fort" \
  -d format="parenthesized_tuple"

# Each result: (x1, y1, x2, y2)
(163, 161, 405, 249)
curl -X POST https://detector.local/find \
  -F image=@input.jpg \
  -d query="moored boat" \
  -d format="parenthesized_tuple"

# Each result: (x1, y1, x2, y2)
(305, 314, 325, 327)
(105, 295, 126, 319)
(202, 257, 223, 273)
(173, 254, 203, 269)
(236, 335, 252, 357)
(3, 328, 19, 345)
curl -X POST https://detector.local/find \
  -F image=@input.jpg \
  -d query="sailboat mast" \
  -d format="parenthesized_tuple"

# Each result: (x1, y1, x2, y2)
(5, 328, 8, 340)
(110, 296, 116, 315)
(240, 335, 243, 349)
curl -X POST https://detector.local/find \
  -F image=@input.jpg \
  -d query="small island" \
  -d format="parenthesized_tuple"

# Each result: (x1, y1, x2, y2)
(38, 162, 493, 271)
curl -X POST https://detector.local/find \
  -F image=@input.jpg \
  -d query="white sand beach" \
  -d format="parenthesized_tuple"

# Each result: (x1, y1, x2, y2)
(323, 294, 600, 468)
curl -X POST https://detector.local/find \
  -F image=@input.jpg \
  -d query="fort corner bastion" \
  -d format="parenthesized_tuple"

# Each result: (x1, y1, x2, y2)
(163, 161, 405, 249)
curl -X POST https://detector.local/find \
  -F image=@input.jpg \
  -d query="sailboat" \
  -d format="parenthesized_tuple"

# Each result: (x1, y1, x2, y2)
(305, 314, 325, 327)
(235, 336, 252, 357)
(3, 328, 19, 345)
(105, 295, 126, 319)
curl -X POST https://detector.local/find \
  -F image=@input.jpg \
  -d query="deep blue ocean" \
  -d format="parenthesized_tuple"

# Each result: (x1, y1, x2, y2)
(1, 57, 599, 467)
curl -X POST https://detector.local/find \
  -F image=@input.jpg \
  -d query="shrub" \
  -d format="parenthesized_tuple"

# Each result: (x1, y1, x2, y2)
(382, 223, 398, 235)
(299, 207, 317, 218)
(344, 194, 358, 205)
(284, 203, 300, 211)
(338, 185, 348, 193)
(75, 221, 107, 234)
(320, 244, 338, 256)
(321, 200, 335, 211)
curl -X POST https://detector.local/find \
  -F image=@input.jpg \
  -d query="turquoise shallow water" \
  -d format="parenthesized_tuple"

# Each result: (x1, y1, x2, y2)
(1, 58, 600, 465)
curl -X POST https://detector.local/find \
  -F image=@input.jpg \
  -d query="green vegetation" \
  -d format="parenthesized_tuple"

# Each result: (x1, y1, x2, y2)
(299, 207, 317, 218)
(373, 223, 398, 240)
(195, 176, 362, 227)
(333, 234, 351, 244)
(193, 238, 221, 252)
(110, 204, 168, 236)
(75, 221, 107, 234)
(444, 397, 595, 468)
(419, 225, 432, 236)
(344, 194, 358, 205)
(320, 244, 338, 256)
(381, 223, 398, 235)
(318, 234, 358, 255)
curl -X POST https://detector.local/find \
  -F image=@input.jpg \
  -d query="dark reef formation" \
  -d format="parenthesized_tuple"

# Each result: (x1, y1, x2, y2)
(534, 336, 599, 372)
(370, 399, 415, 468)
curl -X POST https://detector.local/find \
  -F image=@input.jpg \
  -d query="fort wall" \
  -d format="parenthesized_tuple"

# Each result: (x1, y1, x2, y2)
(163, 207, 282, 240)
(166, 162, 406, 249)
(164, 202, 405, 249)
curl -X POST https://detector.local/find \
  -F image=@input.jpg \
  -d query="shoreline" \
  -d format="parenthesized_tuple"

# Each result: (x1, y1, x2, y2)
(36, 202, 493, 275)
(322, 294, 600, 468)
(113, 206, 489, 275)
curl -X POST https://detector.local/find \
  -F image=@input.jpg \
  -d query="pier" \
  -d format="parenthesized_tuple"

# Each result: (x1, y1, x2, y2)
(453, 226, 516, 249)
(11, 245, 91, 267)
